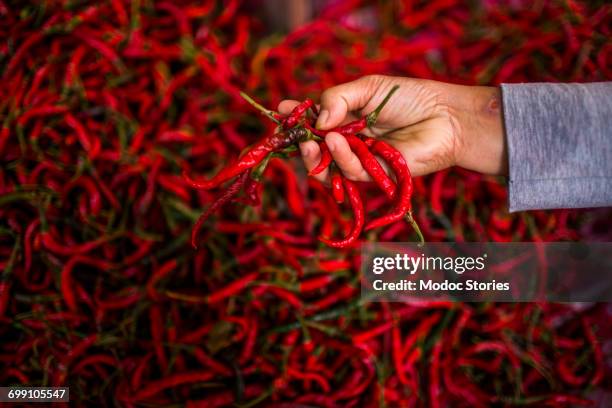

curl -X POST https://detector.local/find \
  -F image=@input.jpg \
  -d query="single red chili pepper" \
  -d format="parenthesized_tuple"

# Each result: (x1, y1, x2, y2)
(0, 281, 10, 318)
(317, 259, 351, 272)
(543, 395, 594, 407)
(307, 284, 355, 312)
(239, 317, 258, 364)
(146, 259, 178, 301)
(333, 356, 376, 400)
(283, 98, 314, 128)
(192, 347, 231, 376)
(255, 284, 303, 309)
(287, 367, 331, 393)
(442, 358, 489, 407)
(319, 177, 363, 248)
(269, 158, 306, 218)
(61, 256, 114, 311)
(330, 165, 345, 204)
(191, 170, 250, 248)
(363, 138, 418, 236)
(130, 353, 153, 391)
(41, 229, 117, 256)
(299, 275, 334, 293)
(582, 317, 604, 387)
(3, 368, 29, 384)
(451, 307, 472, 346)
(157, 2, 191, 36)
(353, 320, 395, 344)
(179, 323, 214, 344)
(149, 304, 168, 373)
(24, 64, 52, 106)
(400, 312, 442, 357)
(206, 272, 259, 304)
(309, 141, 332, 176)
(392, 321, 412, 387)
(96, 287, 142, 310)
(137, 154, 163, 213)
(64, 45, 87, 88)
(557, 355, 587, 386)
(344, 134, 396, 199)
(72, 354, 117, 376)
(54, 333, 99, 385)
(17, 105, 69, 127)
(429, 341, 443, 408)
(3, 31, 45, 78)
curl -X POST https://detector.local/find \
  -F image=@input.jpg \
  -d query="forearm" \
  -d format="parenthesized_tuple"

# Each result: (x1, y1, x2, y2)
(501, 82, 612, 212)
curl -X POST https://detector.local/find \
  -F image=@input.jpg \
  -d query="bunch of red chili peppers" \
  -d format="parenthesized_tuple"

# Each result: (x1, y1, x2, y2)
(0, 0, 610, 407)
(185, 84, 424, 249)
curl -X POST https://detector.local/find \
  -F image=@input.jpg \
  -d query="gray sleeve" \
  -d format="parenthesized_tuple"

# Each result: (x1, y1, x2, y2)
(500, 82, 612, 212)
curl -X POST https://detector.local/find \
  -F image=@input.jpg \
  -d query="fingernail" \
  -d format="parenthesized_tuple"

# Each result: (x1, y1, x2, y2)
(316, 110, 329, 129)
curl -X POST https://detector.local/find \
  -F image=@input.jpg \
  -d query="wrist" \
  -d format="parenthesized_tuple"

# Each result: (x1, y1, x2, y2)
(445, 85, 507, 175)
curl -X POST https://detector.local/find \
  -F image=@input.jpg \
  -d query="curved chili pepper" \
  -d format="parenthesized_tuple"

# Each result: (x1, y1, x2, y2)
(191, 170, 250, 249)
(318, 178, 363, 248)
(583, 317, 604, 387)
(309, 141, 332, 176)
(269, 158, 306, 218)
(363, 138, 414, 231)
(146, 259, 178, 301)
(206, 272, 259, 304)
(283, 98, 314, 128)
(299, 275, 334, 293)
(61, 256, 114, 311)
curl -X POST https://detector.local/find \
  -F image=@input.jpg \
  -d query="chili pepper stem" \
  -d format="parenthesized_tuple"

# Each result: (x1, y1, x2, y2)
(406, 212, 425, 246)
(366, 85, 399, 127)
(240, 92, 281, 125)
(304, 128, 323, 142)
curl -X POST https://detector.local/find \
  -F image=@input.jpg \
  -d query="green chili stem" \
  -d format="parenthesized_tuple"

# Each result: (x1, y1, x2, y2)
(366, 85, 399, 127)
(406, 212, 425, 246)
(240, 92, 281, 125)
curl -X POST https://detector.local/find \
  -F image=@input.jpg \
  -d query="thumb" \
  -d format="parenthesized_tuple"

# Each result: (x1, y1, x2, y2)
(316, 76, 379, 130)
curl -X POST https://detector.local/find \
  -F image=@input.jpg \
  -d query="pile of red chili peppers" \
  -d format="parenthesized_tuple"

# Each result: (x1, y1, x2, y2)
(1, 0, 610, 406)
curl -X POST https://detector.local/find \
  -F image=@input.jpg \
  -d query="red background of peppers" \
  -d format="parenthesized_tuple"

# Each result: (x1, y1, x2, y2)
(1, 0, 611, 406)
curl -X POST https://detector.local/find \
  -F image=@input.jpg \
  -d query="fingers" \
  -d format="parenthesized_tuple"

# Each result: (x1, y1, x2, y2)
(299, 140, 329, 182)
(300, 133, 373, 183)
(316, 75, 379, 129)
(325, 132, 371, 182)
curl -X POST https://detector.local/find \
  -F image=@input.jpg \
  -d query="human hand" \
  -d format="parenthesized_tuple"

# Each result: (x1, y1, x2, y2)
(278, 75, 506, 182)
